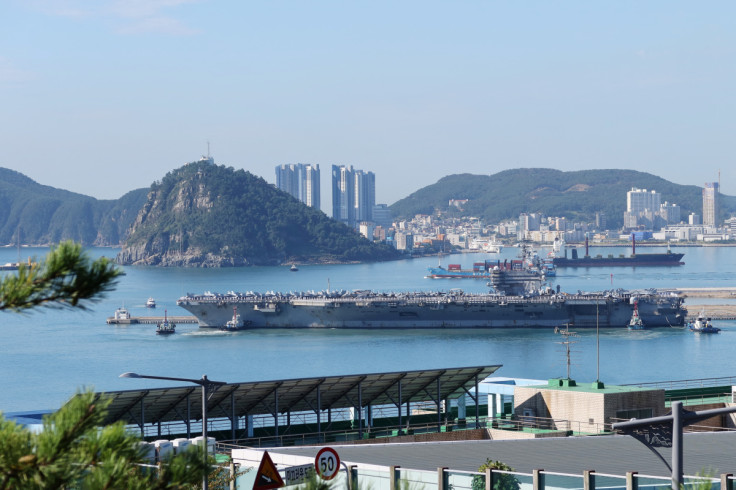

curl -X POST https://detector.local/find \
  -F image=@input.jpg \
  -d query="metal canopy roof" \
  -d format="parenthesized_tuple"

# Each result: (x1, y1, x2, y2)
(85, 365, 501, 427)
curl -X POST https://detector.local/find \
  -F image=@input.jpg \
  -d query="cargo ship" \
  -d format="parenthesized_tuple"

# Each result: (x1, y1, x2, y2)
(176, 264, 685, 329)
(428, 244, 545, 280)
(552, 235, 684, 267)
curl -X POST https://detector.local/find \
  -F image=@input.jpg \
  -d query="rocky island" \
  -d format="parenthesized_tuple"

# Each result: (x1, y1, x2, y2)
(116, 158, 399, 267)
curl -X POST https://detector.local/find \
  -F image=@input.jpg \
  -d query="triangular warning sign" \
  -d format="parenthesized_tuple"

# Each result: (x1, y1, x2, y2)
(253, 451, 284, 489)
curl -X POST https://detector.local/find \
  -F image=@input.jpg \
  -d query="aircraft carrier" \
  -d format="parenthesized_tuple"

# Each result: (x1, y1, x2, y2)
(176, 287, 685, 330)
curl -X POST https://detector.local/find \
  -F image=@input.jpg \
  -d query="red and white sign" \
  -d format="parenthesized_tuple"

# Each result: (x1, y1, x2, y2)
(314, 447, 340, 481)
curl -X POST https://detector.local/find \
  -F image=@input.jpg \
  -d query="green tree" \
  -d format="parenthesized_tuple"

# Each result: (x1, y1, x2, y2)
(471, 459, 520, 490)
(0, 241, 122, 312)
(0, 391, 210, 489)
(0, 243, 214, 488)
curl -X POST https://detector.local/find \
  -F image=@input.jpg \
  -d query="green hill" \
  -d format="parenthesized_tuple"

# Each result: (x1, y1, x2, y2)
(390, 168, 735, 228)
(0, 167, 147, 245)
(116, 160, 399, 266)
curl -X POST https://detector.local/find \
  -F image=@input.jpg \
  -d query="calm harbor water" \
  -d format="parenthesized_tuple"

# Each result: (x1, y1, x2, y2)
(1, 244, 735, 413)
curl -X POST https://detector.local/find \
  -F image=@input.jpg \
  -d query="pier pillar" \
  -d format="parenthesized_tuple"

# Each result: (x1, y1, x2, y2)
(457, 394, 467, 421)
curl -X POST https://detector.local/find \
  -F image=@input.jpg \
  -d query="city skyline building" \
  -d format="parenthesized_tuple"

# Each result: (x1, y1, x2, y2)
(332, 165, 355, 226)
(275, 163, 321, 210)
(626, 188, 661, 215)
(302, 164, 320, 210)
(332, 165, 375, 228)
(703, 182, 719, 227)
(354, 170, 376, 223)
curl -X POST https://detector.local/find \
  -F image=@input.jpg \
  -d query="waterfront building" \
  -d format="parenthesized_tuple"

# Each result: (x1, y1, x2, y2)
(703, 182, 720, 227)
(624, 188, 681, 231)
(660, 201, 681, 224)
(595, 212, 606, 230)
(689, 213, 702, 225)
(275, 163, 320, 210)
(725, 217, 736, 236)
(518, 213, 542, 240)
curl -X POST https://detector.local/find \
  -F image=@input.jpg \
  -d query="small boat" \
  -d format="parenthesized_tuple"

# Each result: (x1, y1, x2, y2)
(146, 297, 156, 308)
(290, 264, 299, 272)
(628, 301, 645, 330)
(220, 307, 243, 331)
(689, 311, 720, 333)
(156, 310, 176, 335)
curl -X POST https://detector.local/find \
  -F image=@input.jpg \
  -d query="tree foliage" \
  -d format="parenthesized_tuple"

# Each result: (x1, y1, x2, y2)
(471, 459, 520, 490)
(0, 243, 222, 487)
(0, 391, 211, 489)
(390, 169, 736, 229)
(0, 241, 122, 312)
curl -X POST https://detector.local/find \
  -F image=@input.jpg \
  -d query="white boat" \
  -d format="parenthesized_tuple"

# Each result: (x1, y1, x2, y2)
(688, 310, 720, 333)
(146, 297, 156, 308)
(114, 307, 131, 321)
(290, 264, 299, 272)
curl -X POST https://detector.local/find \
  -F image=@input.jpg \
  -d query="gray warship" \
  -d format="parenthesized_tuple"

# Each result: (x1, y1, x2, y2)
(175, 264, 685, 329)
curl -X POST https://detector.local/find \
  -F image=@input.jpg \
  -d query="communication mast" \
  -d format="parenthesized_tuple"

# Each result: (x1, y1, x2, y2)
(554, 323, 579, 380)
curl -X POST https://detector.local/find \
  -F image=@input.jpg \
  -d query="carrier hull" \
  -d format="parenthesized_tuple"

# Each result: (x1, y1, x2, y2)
(176, 290, 685, 329)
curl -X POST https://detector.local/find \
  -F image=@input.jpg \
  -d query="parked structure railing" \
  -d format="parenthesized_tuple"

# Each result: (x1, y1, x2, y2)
(230, 464, 728, 490)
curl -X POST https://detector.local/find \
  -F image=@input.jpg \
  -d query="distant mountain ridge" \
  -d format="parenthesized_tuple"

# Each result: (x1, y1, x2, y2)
(0, 167, 147, 246)
(116, 160, 399, 266)
(390, 168, 735, 228)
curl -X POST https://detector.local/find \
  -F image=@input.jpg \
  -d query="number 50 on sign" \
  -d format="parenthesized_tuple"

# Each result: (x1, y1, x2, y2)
(314, 447, 340, 481)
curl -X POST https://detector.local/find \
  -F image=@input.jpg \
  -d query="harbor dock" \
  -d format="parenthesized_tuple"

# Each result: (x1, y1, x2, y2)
(107, 315, 198, 325)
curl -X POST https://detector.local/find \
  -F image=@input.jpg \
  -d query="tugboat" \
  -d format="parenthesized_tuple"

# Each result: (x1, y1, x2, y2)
(156, 310, 176, 335)
(220, 307, 243, 331)
(689, 310, 720, 333)
(146, 297, 156, 308)
(628, 300, 645, 330)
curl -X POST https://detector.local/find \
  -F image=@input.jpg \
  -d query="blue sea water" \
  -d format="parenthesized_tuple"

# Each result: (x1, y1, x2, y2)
(1, 244, 735, 413)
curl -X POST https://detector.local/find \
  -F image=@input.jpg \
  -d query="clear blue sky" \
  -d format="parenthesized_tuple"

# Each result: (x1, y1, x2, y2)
(2, 1, 734, 208)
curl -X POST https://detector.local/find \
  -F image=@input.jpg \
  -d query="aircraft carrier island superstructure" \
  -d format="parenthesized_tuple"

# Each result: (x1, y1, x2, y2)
(176, 287, 685, 330)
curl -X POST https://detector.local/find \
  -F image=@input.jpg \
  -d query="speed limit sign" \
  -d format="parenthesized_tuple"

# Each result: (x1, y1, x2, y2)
(314, 447, 341, 480)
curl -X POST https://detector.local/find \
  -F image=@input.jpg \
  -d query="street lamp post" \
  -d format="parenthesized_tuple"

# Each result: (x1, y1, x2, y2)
(120, 372, 227, 490)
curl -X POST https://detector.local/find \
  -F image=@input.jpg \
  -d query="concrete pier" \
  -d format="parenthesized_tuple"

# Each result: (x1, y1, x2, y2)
(106, 315, 198, 325)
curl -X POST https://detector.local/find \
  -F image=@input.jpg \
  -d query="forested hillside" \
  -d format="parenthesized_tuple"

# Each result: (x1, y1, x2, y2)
(0, 167, 147, 245)
(116, 160, 399, 266)
(390, 169, 735, 228)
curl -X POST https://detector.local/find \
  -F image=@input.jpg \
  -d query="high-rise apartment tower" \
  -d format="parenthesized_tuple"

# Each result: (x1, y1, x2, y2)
(332, 165, 375, 227)
(703, 182, 719, 227)
(275, 164, 320, 210)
